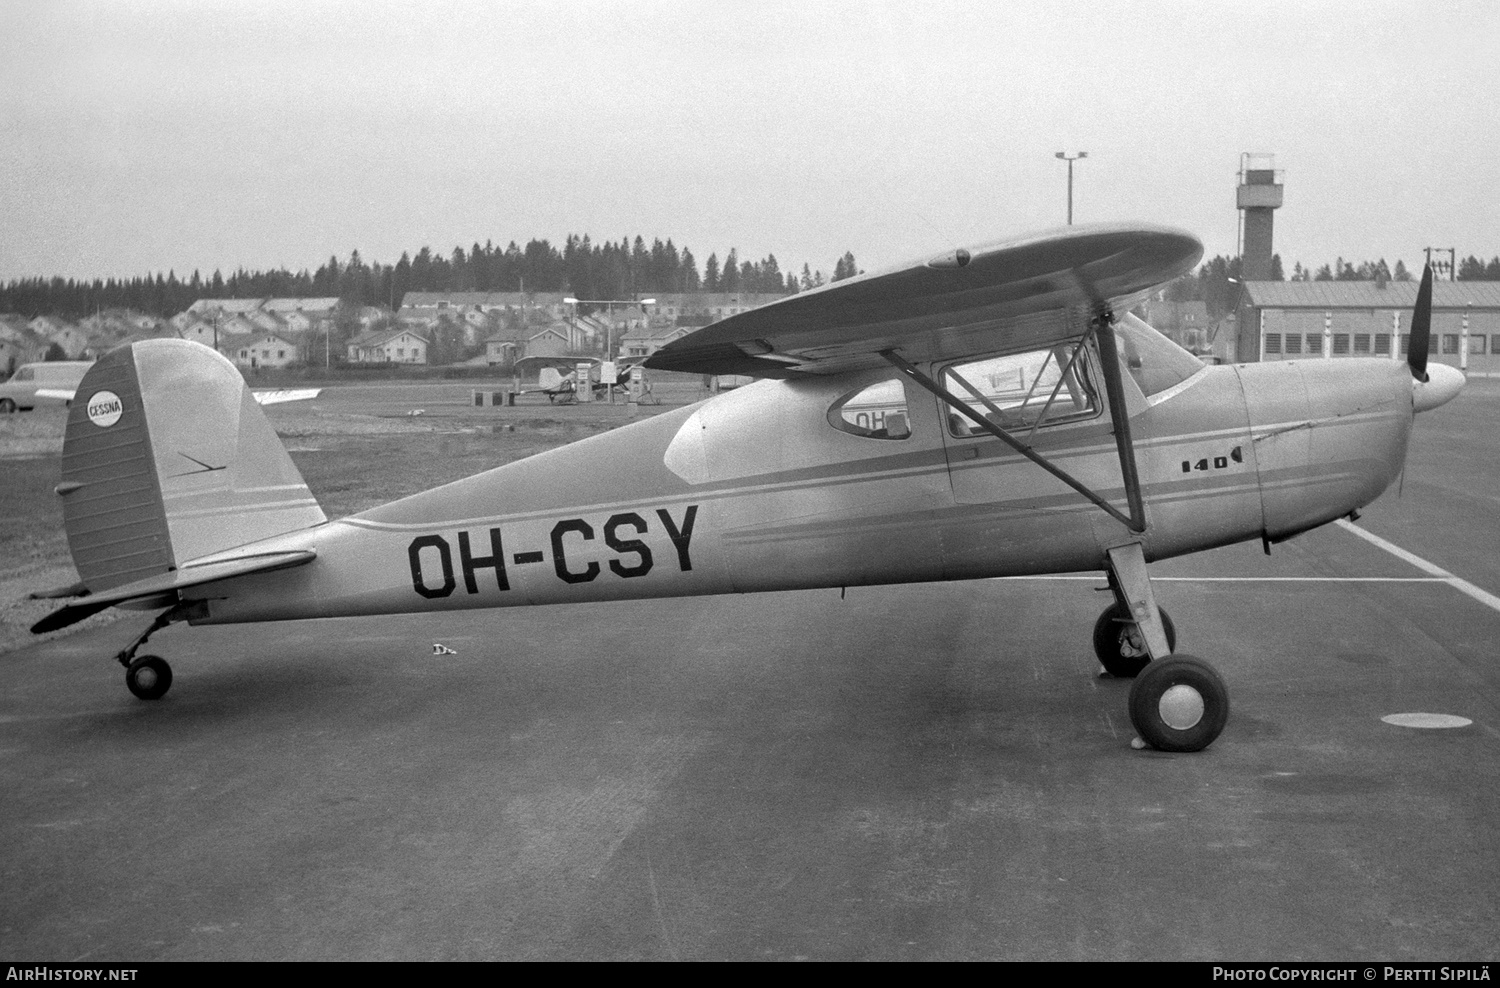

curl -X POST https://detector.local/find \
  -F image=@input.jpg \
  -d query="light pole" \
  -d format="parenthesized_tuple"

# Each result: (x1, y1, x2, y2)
(562, 296, 656, 403)
(1054, 151, 1088, 225)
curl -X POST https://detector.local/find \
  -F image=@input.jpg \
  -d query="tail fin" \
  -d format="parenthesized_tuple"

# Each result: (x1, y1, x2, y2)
(59, 339, 326, 594)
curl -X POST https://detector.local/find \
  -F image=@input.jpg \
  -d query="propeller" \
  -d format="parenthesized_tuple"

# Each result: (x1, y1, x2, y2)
(1398, 262, 1465, 493)
(1407, 264, 1434, 382)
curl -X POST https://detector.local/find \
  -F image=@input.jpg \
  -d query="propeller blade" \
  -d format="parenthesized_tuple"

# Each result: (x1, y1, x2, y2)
(1407, 264, 1434, 381)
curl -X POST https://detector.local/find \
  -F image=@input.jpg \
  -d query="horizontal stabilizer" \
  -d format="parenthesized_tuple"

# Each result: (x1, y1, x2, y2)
(30, 549, 315, 634)
(27, 580, 90, 601)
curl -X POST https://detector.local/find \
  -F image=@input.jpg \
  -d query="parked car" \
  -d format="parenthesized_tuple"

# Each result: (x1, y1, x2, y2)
(0, 361, 94, 412)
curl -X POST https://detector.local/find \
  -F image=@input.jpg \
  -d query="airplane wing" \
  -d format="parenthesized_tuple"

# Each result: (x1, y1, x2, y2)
(30, 550, 317, 634)
(644, 223, 1202, 377)
(251, 388, 321, 405)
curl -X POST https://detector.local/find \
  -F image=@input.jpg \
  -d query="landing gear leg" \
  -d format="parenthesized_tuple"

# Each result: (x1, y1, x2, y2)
(115, 604, 189, 701)
(1101, 542, 1172, 664)
(1102, 542, 1228, 752)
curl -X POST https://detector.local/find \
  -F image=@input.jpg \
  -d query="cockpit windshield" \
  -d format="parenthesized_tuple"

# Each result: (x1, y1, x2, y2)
(1114, 313, 1204, 397)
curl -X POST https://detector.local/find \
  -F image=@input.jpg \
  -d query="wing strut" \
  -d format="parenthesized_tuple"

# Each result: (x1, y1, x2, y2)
(1089, 311, 1149, 532)
(880, 341, 1146, 533)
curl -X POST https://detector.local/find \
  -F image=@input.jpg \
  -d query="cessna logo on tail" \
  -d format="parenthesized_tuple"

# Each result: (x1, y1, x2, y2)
(86, 391, 123, 428)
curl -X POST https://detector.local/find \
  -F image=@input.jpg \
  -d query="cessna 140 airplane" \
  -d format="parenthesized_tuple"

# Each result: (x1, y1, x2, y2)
(30, 223, 1463, 752)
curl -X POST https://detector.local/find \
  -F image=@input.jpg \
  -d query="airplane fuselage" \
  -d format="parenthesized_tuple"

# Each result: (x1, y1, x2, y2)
(187, 356, 1414, 627)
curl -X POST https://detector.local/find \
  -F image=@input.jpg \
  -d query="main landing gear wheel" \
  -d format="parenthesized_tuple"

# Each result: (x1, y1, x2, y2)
(125, 655, 172, 700)
(1093, 602, 1176, 678)
(1128, 654, 1228, 752)
(0, 398, 16, 413)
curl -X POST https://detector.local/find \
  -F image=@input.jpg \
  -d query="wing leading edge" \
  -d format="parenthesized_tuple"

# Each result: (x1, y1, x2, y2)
(644, 223, 1203, 377)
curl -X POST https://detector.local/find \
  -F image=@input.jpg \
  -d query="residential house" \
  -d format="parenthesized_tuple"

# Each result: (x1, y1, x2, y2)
(522, 324, 573, 360)
(618, 322, 694, 360)
(79, 309, 161, 339)
(484, 326, 524, 366)
(1, 338, 27, 377)
(0, 314, 31, 340)
(347, 327, 428, 364)
(0, 319, 45, 370)
(127, 311, 162, 333)
(0, 315, 37, 350)
(230, 331, 307, 370)
(219, 314, 263, 337)
(571, 314, 608, 349)
(29, 316, 90, 358)
(395, 306, 444, 331)
(246, 308, 286, 333)
(354, 306, 387, 329)
(262, 298, 341, 334)
(177, 318, 236, 356)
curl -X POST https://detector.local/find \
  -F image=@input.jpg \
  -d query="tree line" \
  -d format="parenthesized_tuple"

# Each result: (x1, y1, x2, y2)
(5, 234, 1493, 325)
(0, 237, 864, 320)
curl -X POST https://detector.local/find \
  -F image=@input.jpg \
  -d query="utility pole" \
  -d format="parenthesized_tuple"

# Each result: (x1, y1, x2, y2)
(1424, 247, 1456, 282)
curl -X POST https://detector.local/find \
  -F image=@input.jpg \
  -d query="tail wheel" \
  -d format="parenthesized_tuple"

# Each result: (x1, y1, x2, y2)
(0, 398, 16, 413)
(1127, 654, 1228, 752)
(1093, 602, 1176, 678)
(126, 655, 173, 700)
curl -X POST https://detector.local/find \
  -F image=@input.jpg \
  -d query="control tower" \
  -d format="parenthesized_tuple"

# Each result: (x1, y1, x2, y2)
(1237, 153, 1283, 280)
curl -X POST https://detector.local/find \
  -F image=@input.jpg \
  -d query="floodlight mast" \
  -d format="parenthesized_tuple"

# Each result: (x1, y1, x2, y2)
(562, 296, 657, 403)
(1054, 151, 1088, 225)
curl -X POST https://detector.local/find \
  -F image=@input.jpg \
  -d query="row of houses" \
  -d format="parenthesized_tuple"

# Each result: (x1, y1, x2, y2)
(13, 282, 1500, 379)
(0, 311, 165, 375)
(2, 290, 794, 374)
(396, 290, 789, 365)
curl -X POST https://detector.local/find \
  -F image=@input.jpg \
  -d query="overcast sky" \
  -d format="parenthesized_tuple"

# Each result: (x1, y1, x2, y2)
(3, 0, 1497, 284)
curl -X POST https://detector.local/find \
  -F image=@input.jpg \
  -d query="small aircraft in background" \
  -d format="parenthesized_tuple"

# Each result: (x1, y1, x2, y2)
(30, 223, 1463, 753)
(512, 355, 633, 404)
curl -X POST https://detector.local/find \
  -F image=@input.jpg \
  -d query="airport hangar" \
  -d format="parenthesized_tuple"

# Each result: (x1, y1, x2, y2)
(1232, 279, 1500, 375)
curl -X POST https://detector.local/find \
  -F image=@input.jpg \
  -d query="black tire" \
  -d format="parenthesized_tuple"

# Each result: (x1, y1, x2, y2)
(1127, 654, 1228, 752)
(1092, 603, 1176, 677)
(126, 655, 173, 700)
(0, 398, 16, 413)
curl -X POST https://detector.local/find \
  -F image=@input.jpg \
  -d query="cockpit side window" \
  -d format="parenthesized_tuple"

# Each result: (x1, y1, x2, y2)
(942, 340, 1099, 437)
(827, 378, 911, 440)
